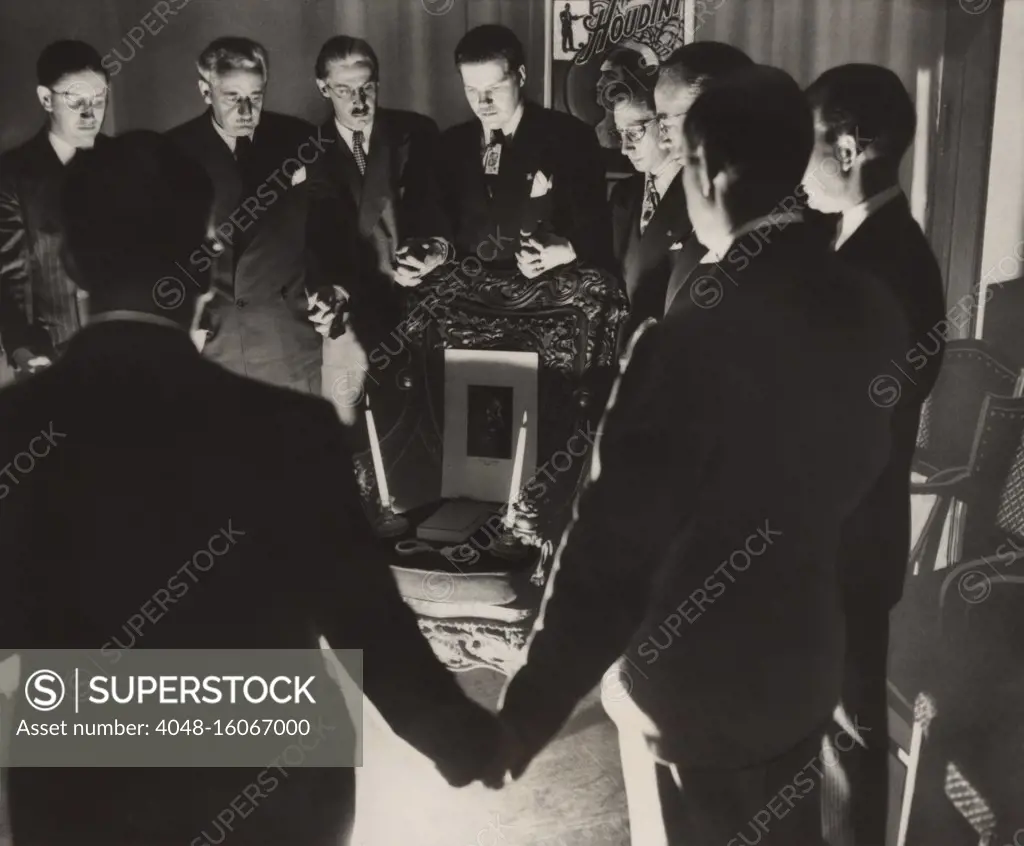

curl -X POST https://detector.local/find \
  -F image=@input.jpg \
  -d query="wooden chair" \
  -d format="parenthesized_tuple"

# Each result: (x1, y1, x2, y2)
(893, 395, 1024, 844)
(909, 340, 1023, 575)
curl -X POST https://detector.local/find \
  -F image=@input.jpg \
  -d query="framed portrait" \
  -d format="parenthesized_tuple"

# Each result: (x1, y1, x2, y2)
(441, 349, 540, 504)
(546, 0, 692, 183)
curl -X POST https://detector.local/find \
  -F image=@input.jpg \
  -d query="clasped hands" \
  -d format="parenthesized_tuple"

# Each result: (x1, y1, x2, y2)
(515, 232, 575, 280)
(477, 716, 531, 789)
(307, 284, 350, 338)
(393, 238, 449, 287)
(438, 713, 533, 791)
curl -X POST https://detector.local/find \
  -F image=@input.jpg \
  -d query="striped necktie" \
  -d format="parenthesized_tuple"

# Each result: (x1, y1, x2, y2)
(639, 174, 659, 235)
(352, 130, 367, 176)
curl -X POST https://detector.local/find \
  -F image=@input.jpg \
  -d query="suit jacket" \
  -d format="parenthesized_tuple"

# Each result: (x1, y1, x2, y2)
(836, 194, 946, 607)
(610, 172, 688, 343)
(434, 101, 613, 270)
(0, 129, 106, 360)
(500, 222, 909, 769)
(660, 220, 706, 317)
(305, 109, 442, 344)
(0, 319, 497, 844)
(165, 111, 323, 389)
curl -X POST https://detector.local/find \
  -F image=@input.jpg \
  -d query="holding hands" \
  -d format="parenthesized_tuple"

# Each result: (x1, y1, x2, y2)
(432, 708, 534, 791)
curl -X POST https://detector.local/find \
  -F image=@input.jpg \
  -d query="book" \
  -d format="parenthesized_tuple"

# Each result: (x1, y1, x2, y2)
(416, 499, 496, 543)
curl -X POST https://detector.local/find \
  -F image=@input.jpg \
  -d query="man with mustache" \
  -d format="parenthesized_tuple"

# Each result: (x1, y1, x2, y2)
(399, 24, 611, 284)
(654, 42, 752, 317)
(0, 40, 109, 379)
(166, 37, 328, 392)
(304, 35, 446, 423)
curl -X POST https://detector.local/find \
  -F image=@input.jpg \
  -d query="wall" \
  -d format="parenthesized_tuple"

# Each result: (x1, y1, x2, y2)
(693, 0, 947, 235)
(977, 0, 1024, 339)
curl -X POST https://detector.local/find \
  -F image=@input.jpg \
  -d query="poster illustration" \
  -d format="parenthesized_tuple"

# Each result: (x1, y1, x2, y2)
(549, 0, 689, 175)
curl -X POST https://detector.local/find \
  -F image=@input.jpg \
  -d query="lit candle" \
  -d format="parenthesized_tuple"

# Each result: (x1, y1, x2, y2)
(505, 410, 528, 527)
(365, 395, 391, 507)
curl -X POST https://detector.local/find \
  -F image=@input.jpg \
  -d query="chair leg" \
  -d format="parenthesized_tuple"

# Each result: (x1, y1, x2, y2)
(896, 716, 923, 846)
(910, 494, 949, 576)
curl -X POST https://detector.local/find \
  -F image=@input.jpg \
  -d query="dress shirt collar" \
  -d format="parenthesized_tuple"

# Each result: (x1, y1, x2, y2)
(484, 101, 525, 145)
(335, 118, 373, 155)
(699, 211, 804, 264)
(834, 184, 902, 250)
(211, 115, 255, 153)
(48, 131, 79, 165)
(650, 159, 681, 201)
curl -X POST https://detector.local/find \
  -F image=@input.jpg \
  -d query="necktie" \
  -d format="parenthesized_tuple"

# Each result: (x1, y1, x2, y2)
(483, 129, 505, 197)
(352, 130, 367, 176)
(639, 174, 659, 235)
(234, 134, 253, 165)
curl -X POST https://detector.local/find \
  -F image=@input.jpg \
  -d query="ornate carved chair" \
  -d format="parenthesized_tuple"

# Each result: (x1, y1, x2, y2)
(351, 263, 628, 674)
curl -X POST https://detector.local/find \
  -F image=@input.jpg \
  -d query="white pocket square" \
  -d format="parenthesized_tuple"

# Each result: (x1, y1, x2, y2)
(290, 165, 307, 186)
(529, 171, 553, 198)
(669, 241, 683, 251)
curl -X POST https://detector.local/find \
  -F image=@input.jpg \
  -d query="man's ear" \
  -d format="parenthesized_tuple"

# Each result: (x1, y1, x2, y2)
(37, 85, 54, 113)
(694, 147, 714, 201)
(315, 80, 329, 100)
(198, 78, 212, 105)
(516, 65, 527, 89)
(834, 133, 859, 173)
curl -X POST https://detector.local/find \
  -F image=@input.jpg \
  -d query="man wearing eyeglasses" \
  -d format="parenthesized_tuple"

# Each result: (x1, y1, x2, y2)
(166, 37, 325, 393)
(412, 24, 611, 281)
(605, 48, 686, 348)
(654, 42, 753, 316)
(305, 35, 445, 423)
(0, 40, 109, 380)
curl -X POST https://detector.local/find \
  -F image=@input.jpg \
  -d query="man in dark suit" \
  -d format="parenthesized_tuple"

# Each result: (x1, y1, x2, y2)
(401, 24, 611, 283)
(0, 40, 109, 378)
(166, 37, 327, 393)
(488, 66, 909, 845)
(0, 131, 504, 846)
(804, 64, 947, 846)
(607, 49, 685, 345)
(654, 42, 753, 316)
(305, 35, 445, 422)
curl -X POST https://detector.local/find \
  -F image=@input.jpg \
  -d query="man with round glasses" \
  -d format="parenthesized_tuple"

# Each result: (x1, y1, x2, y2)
(0, 40, 109, 379)
(605, 48, 686, 346)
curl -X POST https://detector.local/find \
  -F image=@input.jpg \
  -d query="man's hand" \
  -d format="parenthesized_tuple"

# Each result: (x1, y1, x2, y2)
(307, 285, 349, 338)
(10, 347, 52, 374)
(393, 238, 448, 288)
(478, 719, 530, 789)
(515, 233, 576, 280)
